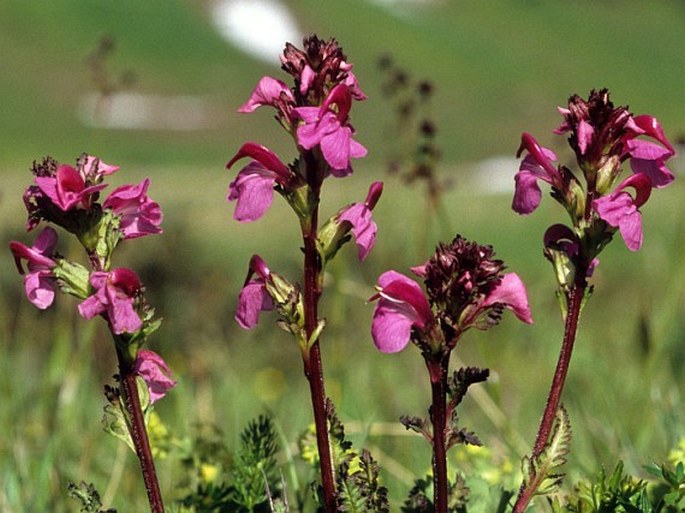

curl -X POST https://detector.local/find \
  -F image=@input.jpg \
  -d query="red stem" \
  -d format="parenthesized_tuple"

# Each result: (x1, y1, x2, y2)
(117, 349, 165, 513)
(427, 356, 449, 513)
(513, 278, 586, 513)
(301, 152, 336, 512)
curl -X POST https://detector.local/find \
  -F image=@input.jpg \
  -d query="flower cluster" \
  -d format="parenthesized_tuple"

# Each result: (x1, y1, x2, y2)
(513, 89, 675, 262)
(10, 154, 173, 400)
(226, 34, 370, 224)
(228, 36, 382, 334)
(370, 235, 532, 354)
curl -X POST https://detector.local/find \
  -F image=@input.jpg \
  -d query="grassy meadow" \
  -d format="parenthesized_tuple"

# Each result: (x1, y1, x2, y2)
(1, 1, 684, 511)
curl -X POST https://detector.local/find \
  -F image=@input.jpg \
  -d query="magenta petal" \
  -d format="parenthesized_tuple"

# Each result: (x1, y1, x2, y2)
(377, 271, 432, 327)
(339, 204, 376, 260)
(109, 296, 143, 334)
(481, 273, 533, 324)
(104, 179, 163, 238)
(577, 120, 594, 155)
(371, 302, 414, 353)
(631, 115, 675, 153)
(618, 210, 643, 251)
(134, 350, 177, 403)
(238, 76, 293, 113)
(630, 159, 675, 188)
(235, 279, 274, 329)
(24, 271, 56, 309)
(78, 294, 104, 320)
(512, 171, 543, 215)
(321, 126, 354, 171)
(228, 163, 277, 222)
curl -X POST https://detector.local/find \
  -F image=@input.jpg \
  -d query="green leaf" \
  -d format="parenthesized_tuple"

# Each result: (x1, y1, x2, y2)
(520, 405, 572, 498)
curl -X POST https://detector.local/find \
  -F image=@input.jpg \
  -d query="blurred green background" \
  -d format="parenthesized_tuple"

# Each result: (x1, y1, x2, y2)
(1, 0, 684, 511)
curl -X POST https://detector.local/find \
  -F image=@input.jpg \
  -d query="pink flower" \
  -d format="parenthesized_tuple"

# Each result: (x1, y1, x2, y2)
(34, 164, 107, 212)
(340, 61, 367, 100)
(9, 227, 58, 309)
(104, 178, 163, 238)
(235, 255, 275, 329)
(80, 155, 119, 182)
(78, 268, 143, 334)
(134, 350, 177, 403)
(479, 273, 533, 325)
(512, 132, 561, 215)
(620, 115, 676, 189)
(338, 181, 383, 260)
(226, 142, 292, 222)
(370, 270, 433, 353)
(293, 84, 367, 173)
(593, 173, 652, 251)
(237, 76, 294, 113)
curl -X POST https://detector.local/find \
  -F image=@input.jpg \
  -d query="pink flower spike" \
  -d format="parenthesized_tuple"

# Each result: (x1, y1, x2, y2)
(338, 181, 383, 260)
(480, 273, 533, 324)
(226, 143, 291, 222)
(9, 227, 58, 309)
(134, 350, 177, 403)
(593, 173, 652, 251)
(104, 178, 163, 239)
(370, 270, 432, 353)
(237, 76, 294, 113)
(78, 268, 143, 334)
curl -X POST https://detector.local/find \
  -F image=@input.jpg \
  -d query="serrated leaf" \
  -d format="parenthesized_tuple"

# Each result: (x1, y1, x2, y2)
(520, 405, 572, 498)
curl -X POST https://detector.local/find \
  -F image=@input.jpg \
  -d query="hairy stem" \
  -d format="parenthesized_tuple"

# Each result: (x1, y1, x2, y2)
(116, 348, 165, 513)
(301, 152, 336, 512)
(427, 356, 449, 513)
(513, 278, 586, 513)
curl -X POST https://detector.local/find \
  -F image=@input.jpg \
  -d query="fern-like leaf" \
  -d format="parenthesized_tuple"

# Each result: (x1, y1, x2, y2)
(521, 405, 572, 498)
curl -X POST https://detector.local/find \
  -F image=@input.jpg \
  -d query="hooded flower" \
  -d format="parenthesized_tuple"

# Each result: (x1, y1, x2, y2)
(34, 163, 107, 212)
(337, 181, 383, 260)
(293, 84, 367, 173)
(103, 178, 163, 238)
(370, 270, 433, 353)
(593, 173, 652, 251)
(513, 132, 562, 215)
(78, 268, 143, 334)
(237, 76, 294, 114)
(235, 255, 275, 329)
(478, 273, 533, 325)
(226, 143, 292, 222)
(134, 349, 177, 403)
(621, 115, 676, 188)
(80, 155, 120, 182)
(9, 227, 58, 309)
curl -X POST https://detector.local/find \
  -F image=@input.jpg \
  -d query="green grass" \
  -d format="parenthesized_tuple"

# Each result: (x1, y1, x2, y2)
(1, 1, 684, 510)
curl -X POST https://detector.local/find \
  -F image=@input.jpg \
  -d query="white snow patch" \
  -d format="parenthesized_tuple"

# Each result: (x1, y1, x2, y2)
(211, 0, 302, 64)
(79, 92, 219, 130)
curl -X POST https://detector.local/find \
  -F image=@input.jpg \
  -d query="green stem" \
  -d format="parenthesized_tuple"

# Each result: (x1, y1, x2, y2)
(513, 278, 586, 513)
(116, 347, 165, 513)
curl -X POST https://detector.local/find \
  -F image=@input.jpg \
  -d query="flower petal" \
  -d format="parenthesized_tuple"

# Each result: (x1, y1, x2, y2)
(481, 273, 533, 324)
